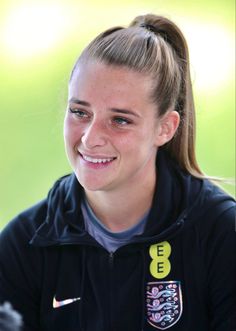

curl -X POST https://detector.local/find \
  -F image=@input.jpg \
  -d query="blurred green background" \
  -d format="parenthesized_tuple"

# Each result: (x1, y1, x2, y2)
(0, 0, 235, 229)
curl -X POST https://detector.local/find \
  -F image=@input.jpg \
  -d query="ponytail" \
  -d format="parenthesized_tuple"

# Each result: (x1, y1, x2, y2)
(130, 14, 202, 176)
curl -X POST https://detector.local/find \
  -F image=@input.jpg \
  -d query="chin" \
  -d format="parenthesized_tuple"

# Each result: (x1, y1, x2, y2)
(75, 173, 108, 192)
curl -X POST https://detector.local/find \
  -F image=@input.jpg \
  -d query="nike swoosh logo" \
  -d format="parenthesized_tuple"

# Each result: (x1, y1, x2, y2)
(53, 296, 81, 308)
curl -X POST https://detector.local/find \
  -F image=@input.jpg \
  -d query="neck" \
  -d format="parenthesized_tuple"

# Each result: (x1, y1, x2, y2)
(85, 170, 156, 232)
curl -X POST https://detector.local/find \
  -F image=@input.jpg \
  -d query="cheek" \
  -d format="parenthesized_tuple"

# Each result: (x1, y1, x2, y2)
(63, 117, 71, 142)
(113, 132, 143, 153)
(63, 115, 81, 146)
(116, 128, 158, 159)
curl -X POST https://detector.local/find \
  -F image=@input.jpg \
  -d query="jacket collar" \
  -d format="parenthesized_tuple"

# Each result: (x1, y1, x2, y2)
(30, 150, 231, 247)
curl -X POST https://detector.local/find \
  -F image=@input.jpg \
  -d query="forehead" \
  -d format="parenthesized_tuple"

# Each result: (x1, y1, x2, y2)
(69, 61, 154, 107)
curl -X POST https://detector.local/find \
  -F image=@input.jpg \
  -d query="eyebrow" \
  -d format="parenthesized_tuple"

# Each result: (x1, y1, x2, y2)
(109, 108, 140, 118)
(69, 98, 140, 118)
(69, 98, 91, 107)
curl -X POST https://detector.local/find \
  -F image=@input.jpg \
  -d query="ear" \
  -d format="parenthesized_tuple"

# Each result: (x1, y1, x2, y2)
(155, 110, 180, 147)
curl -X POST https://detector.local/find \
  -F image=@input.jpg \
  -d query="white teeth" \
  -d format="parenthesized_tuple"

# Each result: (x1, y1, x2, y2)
(83, 155, 114, 164)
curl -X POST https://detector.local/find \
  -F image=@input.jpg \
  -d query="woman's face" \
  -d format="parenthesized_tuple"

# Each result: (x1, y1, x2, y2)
(64, 61, 174, 193)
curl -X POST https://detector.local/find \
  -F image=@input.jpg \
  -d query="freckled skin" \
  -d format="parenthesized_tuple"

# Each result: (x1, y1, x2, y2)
(64, 61, 175, 194)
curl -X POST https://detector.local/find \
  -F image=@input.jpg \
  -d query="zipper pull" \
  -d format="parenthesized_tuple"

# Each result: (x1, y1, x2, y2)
(109, 252, 114, 267)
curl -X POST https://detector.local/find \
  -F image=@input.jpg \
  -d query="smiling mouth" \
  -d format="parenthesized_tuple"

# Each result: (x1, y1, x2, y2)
(80, 153, 116, 164)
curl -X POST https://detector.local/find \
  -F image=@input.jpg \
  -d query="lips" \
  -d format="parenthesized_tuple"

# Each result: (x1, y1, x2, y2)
(79, 152, 116, 164)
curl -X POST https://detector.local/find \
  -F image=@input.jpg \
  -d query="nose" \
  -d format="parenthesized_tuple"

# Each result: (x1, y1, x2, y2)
(81, 119, 107, 149)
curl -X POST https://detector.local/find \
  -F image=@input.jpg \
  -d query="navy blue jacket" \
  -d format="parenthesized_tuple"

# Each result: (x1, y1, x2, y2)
(0, 152, 235, 331)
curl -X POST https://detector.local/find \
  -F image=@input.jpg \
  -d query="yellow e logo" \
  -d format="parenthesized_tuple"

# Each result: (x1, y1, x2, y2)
(149, 241, 171, 279)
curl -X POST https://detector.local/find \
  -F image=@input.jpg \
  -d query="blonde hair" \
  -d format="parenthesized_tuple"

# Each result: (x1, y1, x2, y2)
(71, 14, 203, 177)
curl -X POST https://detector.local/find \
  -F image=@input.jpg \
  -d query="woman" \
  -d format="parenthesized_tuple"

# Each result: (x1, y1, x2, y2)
(0, 14, 235, 331)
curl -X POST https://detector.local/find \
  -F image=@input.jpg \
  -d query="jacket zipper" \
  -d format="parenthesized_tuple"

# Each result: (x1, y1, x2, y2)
(109, 252, 114, 267)
(108, 251, 114, 331)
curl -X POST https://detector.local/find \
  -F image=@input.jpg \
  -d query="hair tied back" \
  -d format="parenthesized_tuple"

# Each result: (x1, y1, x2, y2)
(139, 22, 173, 47)
(140, 23, 157, 33)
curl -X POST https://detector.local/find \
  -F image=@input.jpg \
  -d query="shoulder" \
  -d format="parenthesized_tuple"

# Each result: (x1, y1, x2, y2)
(0, 199, 48, 252)
(199, 179, 235, 224)
(0, 173, 80, 248)
(187, 179, 236, 248)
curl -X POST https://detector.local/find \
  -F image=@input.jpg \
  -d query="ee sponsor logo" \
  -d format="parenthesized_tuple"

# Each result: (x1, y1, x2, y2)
(149, 241, 171, 279)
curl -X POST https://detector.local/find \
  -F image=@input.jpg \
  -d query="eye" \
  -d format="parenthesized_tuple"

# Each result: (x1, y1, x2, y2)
(69, 108, 89, 118)
(113, 117, 132, 125)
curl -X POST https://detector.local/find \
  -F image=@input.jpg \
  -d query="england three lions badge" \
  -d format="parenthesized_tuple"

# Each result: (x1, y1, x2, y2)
(146, 281, 183, 329)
